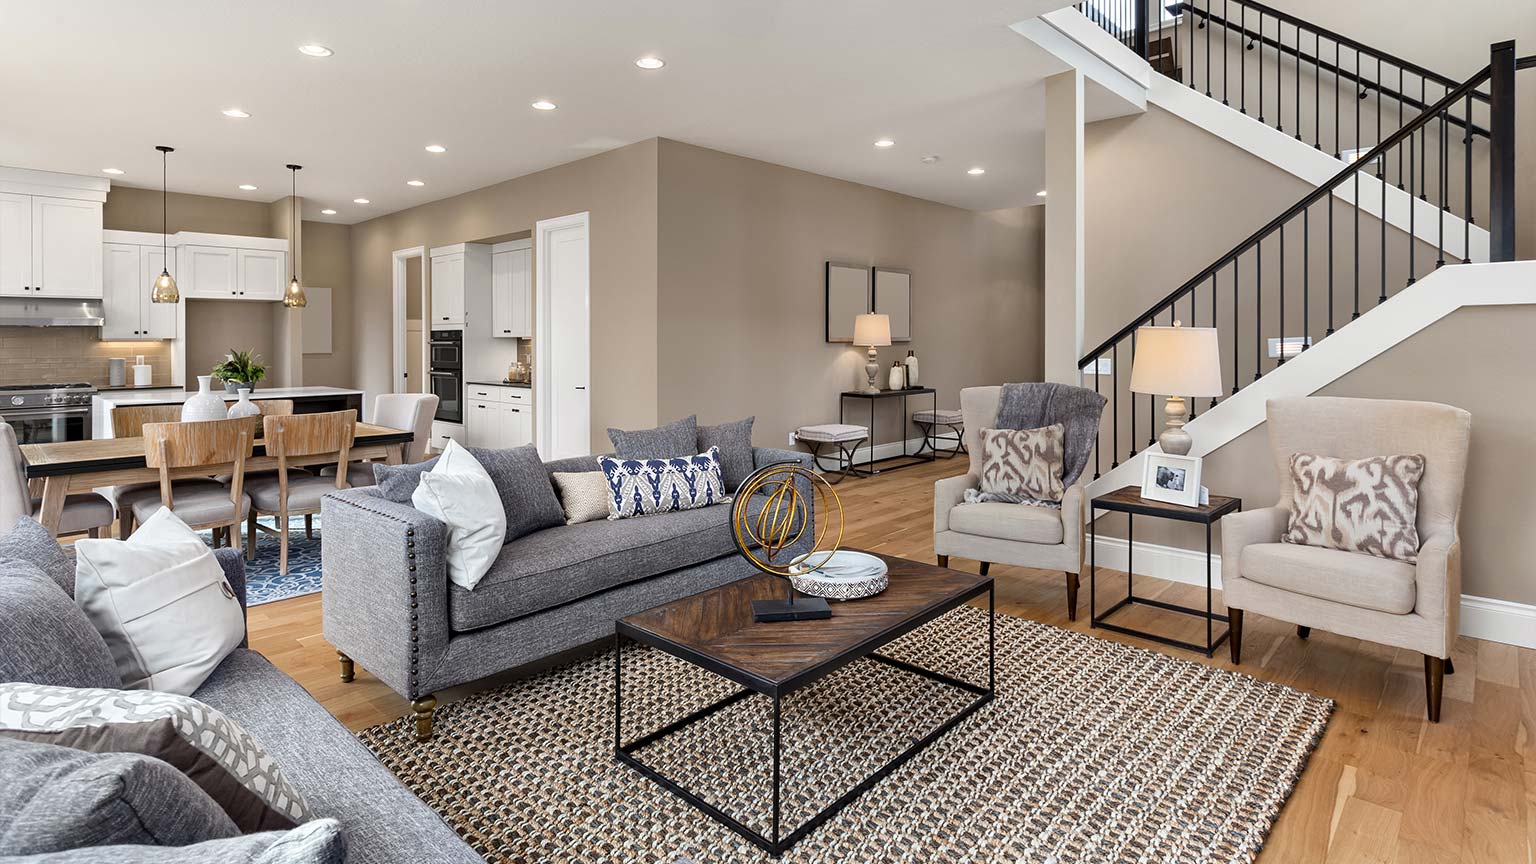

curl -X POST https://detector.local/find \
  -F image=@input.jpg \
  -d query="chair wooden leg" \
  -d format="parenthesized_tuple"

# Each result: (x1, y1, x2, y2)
(1424, 655, 1445, 722)
(937, 555, 949, 568)
(1065, 572, 1080, 621)
(412, 695, 438, 742)
(117, 509, 133, 540)
(279, 511, 290, 576)
(246, 511, 258, 561)
(338, 651, 355, 683)
(1297, 625, 1311, 639)
(305, 513, 313, 539)
(88, 526, 100, 539)
(1228, 608, 1244, 664)
(229, 518, 242, 554)
(979, 561, 991, 577)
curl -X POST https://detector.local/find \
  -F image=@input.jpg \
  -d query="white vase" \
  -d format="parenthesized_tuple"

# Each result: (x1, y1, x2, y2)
(888, 361, 905, 391)
(226, 388, 260, 420)
(181, 375, 229, 422)
(903, 350, 920, 387)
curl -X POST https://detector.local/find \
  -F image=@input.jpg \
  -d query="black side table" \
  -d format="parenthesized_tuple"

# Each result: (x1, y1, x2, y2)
(838, 387, 937, 475)
(1088, 485, 1242, 657)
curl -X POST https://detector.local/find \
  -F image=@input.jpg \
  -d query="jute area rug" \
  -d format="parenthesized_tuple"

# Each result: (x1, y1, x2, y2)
(358, 606, 1332, 863)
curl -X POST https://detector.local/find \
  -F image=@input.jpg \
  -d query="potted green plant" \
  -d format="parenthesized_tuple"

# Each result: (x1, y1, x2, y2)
(212, 349, 268, 394)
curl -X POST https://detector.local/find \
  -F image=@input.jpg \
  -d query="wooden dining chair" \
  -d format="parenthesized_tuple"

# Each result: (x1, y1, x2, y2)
(0, 421, 114, 539)
(112, 404, 185, 438)
(246, 410, 356, 574)
(127, 418, 257, 551)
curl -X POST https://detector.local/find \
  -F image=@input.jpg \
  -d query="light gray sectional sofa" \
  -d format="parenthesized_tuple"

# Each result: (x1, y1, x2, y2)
(321, 445, 812, 741)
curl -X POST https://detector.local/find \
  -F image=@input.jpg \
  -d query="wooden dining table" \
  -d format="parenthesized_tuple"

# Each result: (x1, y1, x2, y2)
(21, 422, 414, 536)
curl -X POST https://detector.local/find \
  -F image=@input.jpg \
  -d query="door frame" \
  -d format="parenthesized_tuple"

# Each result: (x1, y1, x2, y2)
(534, 211, 590, 457)
(391, 246, 427, 405)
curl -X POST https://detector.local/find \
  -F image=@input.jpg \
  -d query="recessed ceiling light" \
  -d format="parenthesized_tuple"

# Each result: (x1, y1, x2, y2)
(221, 108, 250, 118)
(298, 44, 333, 57)
(1036, 189, 1048, 197)
(320, 208, 337, 215)
(635, 56, 665, 70)
(967, 167, 986, 175)
(531, 100, 558, 111)
(424, 144, 446, 153)
(238, 184, 258, 191)
(101, 167, 124, 175)
(353, 198, 370, 204)
(406, 179, 425, 187)
(920, 155, 940, 164)
(874, 138, 895, 148)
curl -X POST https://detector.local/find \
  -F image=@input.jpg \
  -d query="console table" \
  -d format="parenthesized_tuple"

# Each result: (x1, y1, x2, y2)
(838, 387, 937, 475)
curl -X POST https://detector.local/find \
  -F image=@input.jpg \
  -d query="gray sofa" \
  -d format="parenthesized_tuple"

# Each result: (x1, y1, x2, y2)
(321, 446, 812, 741)
(0, 528, 480, 863)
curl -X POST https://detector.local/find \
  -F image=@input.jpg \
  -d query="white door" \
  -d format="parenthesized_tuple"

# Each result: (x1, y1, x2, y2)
(536, 213, 590, 459)
(0, 193, 31, 297)
(491, 251, 514, 338)
(238, 248, 285, 300)
(31, 196, 102, 298)
(509, 248, 532, 338)
(140, 246, 177, 339)
(183, 246, 238, 297)
(429, 254, 464, 326)
(101, 243, 142, 339)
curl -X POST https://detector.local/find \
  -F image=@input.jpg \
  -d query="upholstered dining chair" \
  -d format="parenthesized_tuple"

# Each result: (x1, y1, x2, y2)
(109, 404, 185, 538)
(1222, 397, 1471, 722)
(246, 410, 356, 574)
(125, 417, 257, 551)
(326, 394, 437, 488)
(932, 386, 1091, 620)
(0, 420, 113, 538)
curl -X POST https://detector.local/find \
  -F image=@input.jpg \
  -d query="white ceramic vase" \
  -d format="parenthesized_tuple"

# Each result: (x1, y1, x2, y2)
(181, 375, 229, 422)
(226, 388, 260, 420)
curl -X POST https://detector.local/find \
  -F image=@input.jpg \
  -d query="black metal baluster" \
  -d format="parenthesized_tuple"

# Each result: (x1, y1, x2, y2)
(1438, 109, 1447, 267)
(1327, 192, 1335, 334)
(1221, 0, 1228, 103)
(1397, 67, 1405, 188)
(1257, 11, 1264, 124)
(1419, 77, 1427, 200)
(1130, 329, 1137, 457)
(1232, 258, 1240, 392)
(1408, 127, 1416, 284)
(1094, 353, 1102, 479)
(1255, 239, 1263, 381)
(1314, 32, 1321, 149)
(1353, 166, 1360, 319)
(1378, 57, 1386, 305)
(1303, 207, 1310, 349)
(1463, 92, 1472, 263)
(1111, 343, 1119, 468)
(1240, 4, 1247, 113)
(1334, 41, 1341, 156)
(1294, 23, 1301, 139)
(1278, 224, 1286, 364)
(1204, 0, 1211, 97)
(1189, 0, 1197, 91)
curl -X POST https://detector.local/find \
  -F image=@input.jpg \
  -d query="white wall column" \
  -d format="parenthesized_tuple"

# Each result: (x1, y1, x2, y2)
(1044, 69, 1086, 384)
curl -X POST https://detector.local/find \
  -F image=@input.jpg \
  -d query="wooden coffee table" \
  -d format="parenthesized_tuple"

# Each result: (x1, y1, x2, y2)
(614, 552, 994, 857)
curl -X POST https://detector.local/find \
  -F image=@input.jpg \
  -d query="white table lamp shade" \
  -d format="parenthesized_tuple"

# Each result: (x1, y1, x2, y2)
(1128, 325, 1223, 396)
(853, 313, 892, 348)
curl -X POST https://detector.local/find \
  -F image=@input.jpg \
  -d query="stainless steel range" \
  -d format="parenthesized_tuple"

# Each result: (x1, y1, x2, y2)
(0, 383, 96, 443)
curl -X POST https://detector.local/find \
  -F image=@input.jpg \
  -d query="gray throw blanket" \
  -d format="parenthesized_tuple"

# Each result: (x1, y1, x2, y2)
(965, 382, 1108, 507)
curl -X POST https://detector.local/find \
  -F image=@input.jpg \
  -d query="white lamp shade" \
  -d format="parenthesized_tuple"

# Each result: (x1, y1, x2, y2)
(1128, 325, 1223, 396)
(852, 313, 891, 347)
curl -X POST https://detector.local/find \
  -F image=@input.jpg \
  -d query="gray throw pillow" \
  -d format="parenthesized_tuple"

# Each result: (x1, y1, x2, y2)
(6, 819, 348, 864)
(608, 415, 698, 460)
(372, 456, 440, 503)
(0, 565, 121, 690)
(0, 517, 75, 598)
(0, 736, 238, 854)
(467, 445, 566, 543)
(697, 417, 755, 492)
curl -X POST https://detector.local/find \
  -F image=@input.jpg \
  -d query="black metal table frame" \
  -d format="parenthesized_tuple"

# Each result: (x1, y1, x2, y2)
(1088, 494, 1241, 657)
(614, 581, 994, 858)
(838, 388, 938, 475)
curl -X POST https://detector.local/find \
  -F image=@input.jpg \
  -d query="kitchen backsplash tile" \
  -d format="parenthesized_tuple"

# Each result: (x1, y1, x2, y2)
(0, 328, 174, 386)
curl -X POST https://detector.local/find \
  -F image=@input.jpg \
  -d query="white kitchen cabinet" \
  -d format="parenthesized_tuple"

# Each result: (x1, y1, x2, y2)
(182, 245, 238, 298)
(0, 192, 102, 299)
(490, 245, 531, 339)
(178, 237, 288, 300)
(102, 243, 179, 340)
(499, 402, 532, 448)
(463, 383, 532, 449)
(430, 420, 466, 452)
(429, 253, 465, 326)
(237, 248, 285, 301)
(466, 398, 499, 448)
(0, 193, 32, 297)
(140, 247, 177, 339)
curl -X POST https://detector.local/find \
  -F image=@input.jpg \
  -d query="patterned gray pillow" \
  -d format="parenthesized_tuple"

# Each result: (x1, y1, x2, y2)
(979, 424, 1066, 504)
(0, 683, 312, 833)
(608, 415, 699, 460)
(372, 456, 439, 503)
(1, 817, 348, 863)
(1282, 452, 1425, 563)
(0, 565, 121, 690)
(0, 516, 75, 598)
(697, 416, 755, 492)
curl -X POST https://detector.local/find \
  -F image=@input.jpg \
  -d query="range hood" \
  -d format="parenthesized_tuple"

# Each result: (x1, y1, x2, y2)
(0, 298, 104, 327)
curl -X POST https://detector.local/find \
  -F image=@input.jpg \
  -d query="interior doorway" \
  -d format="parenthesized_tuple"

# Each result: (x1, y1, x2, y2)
(391, 246, 428, 405)
(535, 212, 590, 458)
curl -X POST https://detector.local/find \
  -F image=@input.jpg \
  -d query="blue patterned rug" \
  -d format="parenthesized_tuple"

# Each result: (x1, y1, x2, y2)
(200, 515, 323, 607)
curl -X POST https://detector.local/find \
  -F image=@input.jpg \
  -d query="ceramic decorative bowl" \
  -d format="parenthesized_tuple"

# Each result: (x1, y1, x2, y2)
(787, 550, 889, 600)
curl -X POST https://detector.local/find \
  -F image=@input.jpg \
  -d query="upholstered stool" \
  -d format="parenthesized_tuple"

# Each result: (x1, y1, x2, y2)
(794, 424, 869, 483)
(913, 408, 966, 459)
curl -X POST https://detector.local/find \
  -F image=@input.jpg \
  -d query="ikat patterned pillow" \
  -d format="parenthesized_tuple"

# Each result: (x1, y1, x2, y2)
(599, 447, 731, 520)
(978, 424, 1066, 504)
(1281, 452, 1425, 563)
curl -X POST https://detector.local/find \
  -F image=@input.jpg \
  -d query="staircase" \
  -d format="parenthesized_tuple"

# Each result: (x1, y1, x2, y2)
(1060, 0, 1528, 497)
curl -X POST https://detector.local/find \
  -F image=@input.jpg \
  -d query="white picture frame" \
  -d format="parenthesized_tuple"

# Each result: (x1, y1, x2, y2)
(1140, 453, 1203, 507)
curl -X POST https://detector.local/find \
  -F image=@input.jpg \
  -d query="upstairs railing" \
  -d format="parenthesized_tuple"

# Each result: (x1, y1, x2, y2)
(1072, 39, 1523, 477)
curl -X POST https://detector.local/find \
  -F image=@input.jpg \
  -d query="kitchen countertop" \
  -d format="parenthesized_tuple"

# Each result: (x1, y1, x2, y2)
(95, 386, 366, 407)
(466, 380, 532, 389)
(95, 383, 183, 392)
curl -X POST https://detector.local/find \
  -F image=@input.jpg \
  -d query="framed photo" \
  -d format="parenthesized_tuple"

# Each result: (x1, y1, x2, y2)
(825, 262, 870, 343)
(1140, 453, 1203, 507)
(872, 266, 911, 342)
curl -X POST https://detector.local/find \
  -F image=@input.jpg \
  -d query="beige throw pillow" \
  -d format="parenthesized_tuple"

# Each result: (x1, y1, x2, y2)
(552, 471, 610, 525)
(979, 424, 1066, 504)
(1282, 452, 1426, 563)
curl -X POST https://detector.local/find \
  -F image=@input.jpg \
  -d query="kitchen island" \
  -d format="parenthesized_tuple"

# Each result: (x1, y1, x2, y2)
(92, 386, 366, 438)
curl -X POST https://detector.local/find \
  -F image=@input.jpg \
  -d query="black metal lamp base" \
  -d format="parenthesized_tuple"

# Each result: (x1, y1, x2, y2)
(752, 596, 832, 622)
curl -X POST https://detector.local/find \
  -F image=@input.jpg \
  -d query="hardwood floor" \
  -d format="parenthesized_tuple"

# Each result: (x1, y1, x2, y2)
(248, 455, 1536, 862)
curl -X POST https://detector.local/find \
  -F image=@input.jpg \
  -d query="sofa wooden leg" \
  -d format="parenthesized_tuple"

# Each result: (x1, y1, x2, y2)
(1423, 655, 1445, 723)
(412, 695, 438, 742)
(1065, 572, 1080, 622)
(1228, 609, 1244, 664)
(338, 651, 354, 683)
(937, 555, 949, 568)
(1445, 657, 1455, 675)
(979, 561, 991, 577)
(1297, 625, 1311, 639)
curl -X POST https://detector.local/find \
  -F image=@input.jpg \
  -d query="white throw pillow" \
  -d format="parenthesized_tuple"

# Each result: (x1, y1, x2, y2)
(73, 507, 245, 696)
(412, 439, 506, 590)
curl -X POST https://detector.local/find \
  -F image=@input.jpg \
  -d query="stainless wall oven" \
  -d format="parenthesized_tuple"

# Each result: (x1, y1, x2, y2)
(0, 383, 96, 444)
(428, 330, 463, 423)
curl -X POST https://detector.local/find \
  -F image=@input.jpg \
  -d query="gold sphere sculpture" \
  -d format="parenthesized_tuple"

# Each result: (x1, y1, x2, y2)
(730, 462, 844, 578)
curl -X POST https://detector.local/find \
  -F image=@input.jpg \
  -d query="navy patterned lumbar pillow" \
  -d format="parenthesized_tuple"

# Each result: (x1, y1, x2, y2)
(598, 447, 731, 519)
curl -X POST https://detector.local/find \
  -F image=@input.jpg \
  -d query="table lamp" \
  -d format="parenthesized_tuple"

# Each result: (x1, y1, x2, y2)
(853, 313, 891, 395)
(1128, 321, 1222, 456)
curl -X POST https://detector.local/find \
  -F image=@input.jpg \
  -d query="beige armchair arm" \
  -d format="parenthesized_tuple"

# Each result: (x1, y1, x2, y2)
(1061, 482, 1085, 565)
(1220, 506, 1288, 584)
(933, 473, 978, 534)
(1413, 527, 1461, 646)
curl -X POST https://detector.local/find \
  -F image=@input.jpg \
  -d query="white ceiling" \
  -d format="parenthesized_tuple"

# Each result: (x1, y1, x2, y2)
(0, 0, 1085, 224)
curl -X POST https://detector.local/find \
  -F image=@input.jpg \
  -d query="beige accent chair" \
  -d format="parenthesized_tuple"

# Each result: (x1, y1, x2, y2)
(1223, 397, 1470, 722)
(932, 386, 1085, 619)
(0, 421, 113, 538)
(327, 393, 438, 488)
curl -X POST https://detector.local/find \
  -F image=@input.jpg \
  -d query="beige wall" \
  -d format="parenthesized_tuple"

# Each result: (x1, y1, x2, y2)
(184, 300, 275, 386)
(655, 139, 1044, 449)
(301, 219, 353, 387)
(103, 186, 275, 238)
(348, 139, 659, 453)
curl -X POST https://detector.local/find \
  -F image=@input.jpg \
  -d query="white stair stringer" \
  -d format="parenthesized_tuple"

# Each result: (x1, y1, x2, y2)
(1084, 261, 1536, 501)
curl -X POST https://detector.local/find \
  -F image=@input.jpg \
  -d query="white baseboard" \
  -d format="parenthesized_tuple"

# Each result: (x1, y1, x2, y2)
(1091, 536, 1536, 649)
